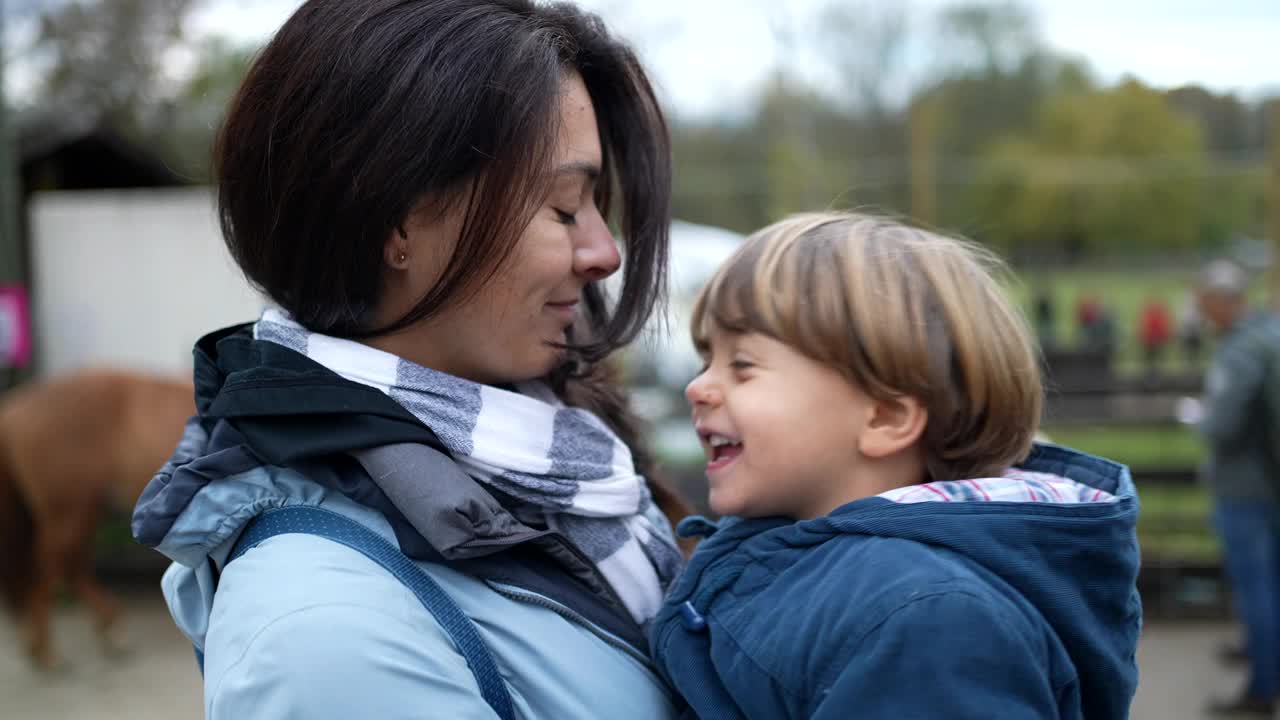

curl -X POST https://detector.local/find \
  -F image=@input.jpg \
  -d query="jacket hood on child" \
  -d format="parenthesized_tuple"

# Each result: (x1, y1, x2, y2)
(651, 443, 1141, 719)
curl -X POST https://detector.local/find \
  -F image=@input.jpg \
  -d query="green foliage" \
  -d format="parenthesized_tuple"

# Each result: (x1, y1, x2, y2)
(669, 2, 1271, 262)
(973, 81, 1208, 258)
(671, 124, 770, 233)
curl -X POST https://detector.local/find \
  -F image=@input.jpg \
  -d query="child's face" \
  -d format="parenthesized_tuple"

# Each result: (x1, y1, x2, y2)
(686, 329, 874, 520)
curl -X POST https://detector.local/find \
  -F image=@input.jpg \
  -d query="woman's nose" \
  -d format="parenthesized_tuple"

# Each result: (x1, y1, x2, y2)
(573, 211, 621, 283)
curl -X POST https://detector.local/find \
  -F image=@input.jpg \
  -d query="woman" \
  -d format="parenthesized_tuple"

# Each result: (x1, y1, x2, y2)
(131, 1, 687, 717)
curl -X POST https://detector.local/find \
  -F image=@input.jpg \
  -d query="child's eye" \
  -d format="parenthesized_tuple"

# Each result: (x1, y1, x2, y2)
(729, 360, 754, 372)
(554, 208, 578, 226)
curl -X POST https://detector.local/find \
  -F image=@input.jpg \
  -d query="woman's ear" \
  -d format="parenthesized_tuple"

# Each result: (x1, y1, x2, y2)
(384, 226, 411, 270)
(858, 395, 927, 459)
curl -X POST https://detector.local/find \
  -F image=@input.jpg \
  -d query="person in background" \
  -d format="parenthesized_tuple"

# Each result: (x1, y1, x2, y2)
(1092, 301, 1119, 356)
(1178, 288, 1206, 369)
(1077, 294, 1117, 356)
(1076, 294, 1101, 346)
(1138, 298, 1173, 375)
(1034, 288, 1057, 351)
(1188, 259, 1280, 717)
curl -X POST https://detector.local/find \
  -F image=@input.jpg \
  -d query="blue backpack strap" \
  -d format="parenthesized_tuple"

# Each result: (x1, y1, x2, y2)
(213, 505, 516, 720)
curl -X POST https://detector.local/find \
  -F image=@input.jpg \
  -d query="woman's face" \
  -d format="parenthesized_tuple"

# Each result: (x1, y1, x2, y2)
(371, 73, 620, 384)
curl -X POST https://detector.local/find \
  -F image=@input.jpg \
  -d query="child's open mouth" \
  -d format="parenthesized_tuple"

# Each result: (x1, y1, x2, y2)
(705, 433, 743, 472)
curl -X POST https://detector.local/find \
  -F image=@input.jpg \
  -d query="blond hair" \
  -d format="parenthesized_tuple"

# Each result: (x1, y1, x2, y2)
(690, 212, 1042, 481)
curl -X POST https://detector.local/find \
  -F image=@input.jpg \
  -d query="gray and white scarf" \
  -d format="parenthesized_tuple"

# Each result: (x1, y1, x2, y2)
(255, 309, 683, 624)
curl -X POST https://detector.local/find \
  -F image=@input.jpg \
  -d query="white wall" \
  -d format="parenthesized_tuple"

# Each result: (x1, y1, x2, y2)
(29, 188, 266, 377)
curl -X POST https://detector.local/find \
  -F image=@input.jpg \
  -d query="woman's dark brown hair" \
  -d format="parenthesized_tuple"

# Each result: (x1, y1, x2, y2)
(215, 0, 688, 526)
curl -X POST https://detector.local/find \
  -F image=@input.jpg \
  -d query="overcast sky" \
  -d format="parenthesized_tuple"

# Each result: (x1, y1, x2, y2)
(15, 0, 1280, 118)
(189, 0, 1278, 117)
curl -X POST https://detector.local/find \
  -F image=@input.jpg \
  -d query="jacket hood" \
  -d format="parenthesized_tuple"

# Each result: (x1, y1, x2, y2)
(667, 443, 1141, 718)
(131, 323, 446, 558)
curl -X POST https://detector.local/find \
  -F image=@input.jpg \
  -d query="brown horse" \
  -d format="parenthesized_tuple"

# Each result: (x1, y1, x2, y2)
(0, 369, 193, 670)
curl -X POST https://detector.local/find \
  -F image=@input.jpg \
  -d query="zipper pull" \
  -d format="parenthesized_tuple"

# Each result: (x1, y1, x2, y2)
(679, 601, 708, 632)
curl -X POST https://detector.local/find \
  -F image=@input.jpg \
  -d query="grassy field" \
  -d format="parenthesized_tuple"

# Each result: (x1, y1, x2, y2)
(1137, 486, 1217, 561)
(1042, 424, 1204, 469)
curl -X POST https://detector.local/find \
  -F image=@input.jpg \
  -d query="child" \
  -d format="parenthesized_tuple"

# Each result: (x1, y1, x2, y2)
(649, 213, 1141, 719)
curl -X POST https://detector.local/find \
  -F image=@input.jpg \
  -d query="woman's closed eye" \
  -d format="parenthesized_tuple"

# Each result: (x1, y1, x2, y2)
(554, 208, 578, 226)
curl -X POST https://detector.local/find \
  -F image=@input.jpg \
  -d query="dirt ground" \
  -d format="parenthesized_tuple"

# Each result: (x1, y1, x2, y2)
(1, 588, 201, 720)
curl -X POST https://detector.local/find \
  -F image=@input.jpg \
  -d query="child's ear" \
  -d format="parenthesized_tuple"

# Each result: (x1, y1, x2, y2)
(858, 395, 927, 459)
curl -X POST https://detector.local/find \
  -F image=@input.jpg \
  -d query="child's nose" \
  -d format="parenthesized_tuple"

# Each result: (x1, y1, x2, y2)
(685, 373, 720, 407)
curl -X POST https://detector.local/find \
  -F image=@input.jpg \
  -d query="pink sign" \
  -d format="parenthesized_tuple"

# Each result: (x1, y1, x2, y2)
(0, 285, 31, 368)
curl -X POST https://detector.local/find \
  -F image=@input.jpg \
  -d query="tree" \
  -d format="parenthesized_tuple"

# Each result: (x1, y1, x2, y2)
(670, 79, 852, 233)
(755, 76, 854, 220)
(935, 2, 1040, 78)
(816, 1, 912, 119)
(973, 79, 1206, 260)
(671, 122, 770, 233)
(20, 0, 203, 133)
(1166, 85, 1255, 155)
(915, 4, 1074, 232)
